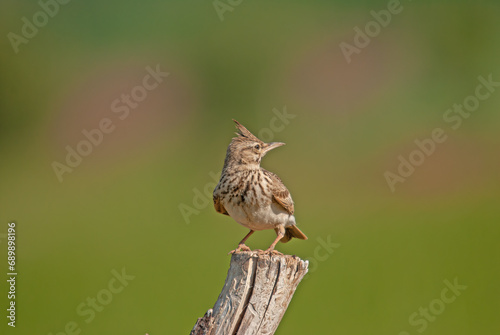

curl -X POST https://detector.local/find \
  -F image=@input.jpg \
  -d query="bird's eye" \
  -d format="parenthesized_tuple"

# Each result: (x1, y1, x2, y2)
(254, 144, 260, 150)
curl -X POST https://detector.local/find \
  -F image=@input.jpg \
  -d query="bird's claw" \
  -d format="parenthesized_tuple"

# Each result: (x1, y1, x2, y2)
(229, 244, 252, 254)
(262, 248, 283, 255)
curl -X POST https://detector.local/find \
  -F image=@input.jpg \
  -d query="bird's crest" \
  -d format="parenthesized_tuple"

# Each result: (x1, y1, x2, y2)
(232, 119, 261, 143)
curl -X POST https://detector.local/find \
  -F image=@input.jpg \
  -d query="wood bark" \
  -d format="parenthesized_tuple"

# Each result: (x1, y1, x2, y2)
(190, 251, 308, 335)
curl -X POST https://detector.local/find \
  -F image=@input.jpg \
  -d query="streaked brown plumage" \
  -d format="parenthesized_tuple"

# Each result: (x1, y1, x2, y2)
(213, 120, 307, 253)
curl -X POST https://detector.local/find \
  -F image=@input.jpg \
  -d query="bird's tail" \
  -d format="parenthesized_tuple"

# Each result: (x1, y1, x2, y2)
(281, 225, 308, 243)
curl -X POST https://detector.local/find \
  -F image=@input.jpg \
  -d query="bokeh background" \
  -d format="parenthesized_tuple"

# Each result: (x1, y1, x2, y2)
(1, 0, 499, 334)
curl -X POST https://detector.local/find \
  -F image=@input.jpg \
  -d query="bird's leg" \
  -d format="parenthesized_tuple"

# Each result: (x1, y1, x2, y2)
(264, 227, 285, 253)
(229, 230, 254, 254)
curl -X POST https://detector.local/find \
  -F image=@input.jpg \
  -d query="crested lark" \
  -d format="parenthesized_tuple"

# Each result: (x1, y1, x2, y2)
(213, 120, 307, 253)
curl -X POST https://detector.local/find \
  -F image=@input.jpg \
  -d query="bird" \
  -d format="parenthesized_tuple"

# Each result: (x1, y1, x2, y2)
(213, 119, 307, 253)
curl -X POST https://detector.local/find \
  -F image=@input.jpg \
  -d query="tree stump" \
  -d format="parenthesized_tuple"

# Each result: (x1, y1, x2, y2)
(190, 251, 309, 335)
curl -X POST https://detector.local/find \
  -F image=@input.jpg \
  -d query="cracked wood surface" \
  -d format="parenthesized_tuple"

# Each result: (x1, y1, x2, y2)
(190, 251, 309, 335)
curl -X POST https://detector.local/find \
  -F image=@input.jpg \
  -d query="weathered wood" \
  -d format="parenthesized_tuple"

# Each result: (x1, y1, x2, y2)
(190, 251, 308, 335)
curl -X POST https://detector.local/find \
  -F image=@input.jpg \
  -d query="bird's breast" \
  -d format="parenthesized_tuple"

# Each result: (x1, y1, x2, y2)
(218, 170, 292, 230)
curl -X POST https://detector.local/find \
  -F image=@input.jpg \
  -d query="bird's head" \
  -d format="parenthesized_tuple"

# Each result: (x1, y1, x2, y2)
(224, 120, 285, 168)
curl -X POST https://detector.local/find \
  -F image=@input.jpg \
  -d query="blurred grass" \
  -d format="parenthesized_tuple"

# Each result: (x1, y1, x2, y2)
(1, 0, 500, 334)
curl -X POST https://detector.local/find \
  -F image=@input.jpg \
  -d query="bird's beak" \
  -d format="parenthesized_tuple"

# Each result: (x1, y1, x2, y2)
(262, 142, 285, 155)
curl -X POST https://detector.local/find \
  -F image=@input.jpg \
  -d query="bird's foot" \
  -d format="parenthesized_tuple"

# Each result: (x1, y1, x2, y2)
(262, 248, 283, 255)
(229, 244, 252, 254)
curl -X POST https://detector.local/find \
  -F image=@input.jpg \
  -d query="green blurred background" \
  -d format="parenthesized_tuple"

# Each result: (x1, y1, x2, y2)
(1, 0, 499, 334)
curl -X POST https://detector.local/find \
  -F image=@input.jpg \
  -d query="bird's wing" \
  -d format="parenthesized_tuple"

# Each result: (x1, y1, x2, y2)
(262, 169, 294, 215)
(213, 189, 229, 216)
